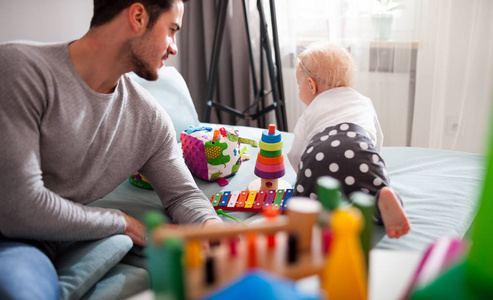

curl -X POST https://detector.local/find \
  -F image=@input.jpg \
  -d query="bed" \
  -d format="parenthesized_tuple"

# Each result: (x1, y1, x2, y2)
(50, 67, 485, 299)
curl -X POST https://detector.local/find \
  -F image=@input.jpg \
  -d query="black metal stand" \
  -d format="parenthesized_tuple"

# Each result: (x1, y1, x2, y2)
(204, 0, 288, 131)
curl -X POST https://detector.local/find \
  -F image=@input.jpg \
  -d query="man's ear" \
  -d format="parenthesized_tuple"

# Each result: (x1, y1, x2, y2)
(128, 3, 149, 33)
(307, 77, 318, 95)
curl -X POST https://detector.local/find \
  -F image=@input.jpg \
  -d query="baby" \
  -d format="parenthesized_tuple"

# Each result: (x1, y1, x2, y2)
(287, 42, 410, 238)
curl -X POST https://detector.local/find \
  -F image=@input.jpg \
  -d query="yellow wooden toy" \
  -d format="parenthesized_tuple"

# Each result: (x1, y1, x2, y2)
(321, 206, 368, 300)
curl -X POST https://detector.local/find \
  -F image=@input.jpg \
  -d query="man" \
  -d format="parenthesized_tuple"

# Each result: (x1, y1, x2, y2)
(0, 0, 221, 298)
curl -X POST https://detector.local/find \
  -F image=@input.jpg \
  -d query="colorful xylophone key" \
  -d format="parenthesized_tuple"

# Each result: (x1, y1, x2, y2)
(210, 189, 294, 213)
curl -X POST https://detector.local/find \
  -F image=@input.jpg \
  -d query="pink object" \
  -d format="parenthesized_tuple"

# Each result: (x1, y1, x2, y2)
(217, 178, 229, 186)
(254, 161, 285, 173)
(404, 237, 467, 298)
(180, 133, 209, 180)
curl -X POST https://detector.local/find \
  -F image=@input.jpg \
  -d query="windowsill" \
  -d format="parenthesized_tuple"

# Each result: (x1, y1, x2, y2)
(369, 40, 419, 49)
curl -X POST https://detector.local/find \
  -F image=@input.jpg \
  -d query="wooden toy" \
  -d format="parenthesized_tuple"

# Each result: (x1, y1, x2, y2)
(316, 176, 347, 211)
(147, 174, 374, 300)
(148, 197, 325, 300)
(249, 124, 291, 191)
(321, 206, 368, 300)
(209, 188, 294, 213)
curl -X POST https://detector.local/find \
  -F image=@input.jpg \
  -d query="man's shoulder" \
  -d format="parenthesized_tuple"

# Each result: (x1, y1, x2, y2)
(0, 41, 68, 77)
(122, 74, 160, 107)
(121, 74, 171, 121)
(0, 41, 64, 58)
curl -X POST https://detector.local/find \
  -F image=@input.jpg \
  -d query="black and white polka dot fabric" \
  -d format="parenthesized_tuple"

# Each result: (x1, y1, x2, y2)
(293, 122, 389, 200)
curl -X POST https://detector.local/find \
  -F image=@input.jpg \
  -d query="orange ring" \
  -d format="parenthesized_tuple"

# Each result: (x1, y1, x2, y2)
(256, 154, 284, 165)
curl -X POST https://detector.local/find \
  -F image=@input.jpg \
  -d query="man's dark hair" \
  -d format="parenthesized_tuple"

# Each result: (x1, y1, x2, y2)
(90, 0, 188, 29)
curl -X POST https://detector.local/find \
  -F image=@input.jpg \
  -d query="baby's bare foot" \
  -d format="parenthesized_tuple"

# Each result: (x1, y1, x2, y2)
(378, 187, 411, 239)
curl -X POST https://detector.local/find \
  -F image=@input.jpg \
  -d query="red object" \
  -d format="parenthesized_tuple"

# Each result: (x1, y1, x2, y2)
(268, 124, 276, 135)
(252, 190, 267, 211)
(322, 228, 334, 255)
(263, 206, 280, 219)
(229, 238, 239, 257)
(247, 233, 257, 268)
(220, 127, 227, 137)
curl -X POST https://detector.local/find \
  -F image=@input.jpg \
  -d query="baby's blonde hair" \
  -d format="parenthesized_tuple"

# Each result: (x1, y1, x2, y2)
(297, 42, 356, 88)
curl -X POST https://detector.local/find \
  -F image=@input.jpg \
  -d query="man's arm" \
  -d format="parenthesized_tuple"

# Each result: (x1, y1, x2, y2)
(0, 47, 127, 242)
(139, 114, 221, 226)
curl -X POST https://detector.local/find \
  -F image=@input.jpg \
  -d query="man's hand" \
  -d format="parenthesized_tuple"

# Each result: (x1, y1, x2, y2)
(202, 218, 223, 229)
(202, 218, 224, 251)
(122, 212, 146, 246)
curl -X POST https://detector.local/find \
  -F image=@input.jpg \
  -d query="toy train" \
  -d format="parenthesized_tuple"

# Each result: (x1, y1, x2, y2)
(209, 189, 294, 213)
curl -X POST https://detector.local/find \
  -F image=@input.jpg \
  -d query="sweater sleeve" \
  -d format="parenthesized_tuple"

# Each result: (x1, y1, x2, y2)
(139, 112, 221, 225)
(0, 46, 126, 241)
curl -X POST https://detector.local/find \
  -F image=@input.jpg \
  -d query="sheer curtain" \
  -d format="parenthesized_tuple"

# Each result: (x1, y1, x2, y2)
(275, 0, 493, 153)
(411, 0, 493, 153)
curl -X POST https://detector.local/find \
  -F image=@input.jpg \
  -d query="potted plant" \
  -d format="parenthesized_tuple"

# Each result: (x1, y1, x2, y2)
(371, 0, 402, 40)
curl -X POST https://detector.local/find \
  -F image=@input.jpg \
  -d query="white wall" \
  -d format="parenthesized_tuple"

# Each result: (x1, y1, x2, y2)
(0, 0, 180, 69)
(0, 0, 93, 43)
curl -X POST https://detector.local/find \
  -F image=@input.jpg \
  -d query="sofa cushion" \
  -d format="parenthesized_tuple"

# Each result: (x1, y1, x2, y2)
(128, 67, 200, 142)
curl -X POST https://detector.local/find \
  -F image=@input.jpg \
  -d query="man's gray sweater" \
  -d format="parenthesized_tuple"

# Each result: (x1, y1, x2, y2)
(0, 42, 218, 244)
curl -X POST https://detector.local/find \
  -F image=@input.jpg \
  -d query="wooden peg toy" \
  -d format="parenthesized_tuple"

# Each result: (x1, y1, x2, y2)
(249, 124, 291, 191)
(321, 206, 368, 300)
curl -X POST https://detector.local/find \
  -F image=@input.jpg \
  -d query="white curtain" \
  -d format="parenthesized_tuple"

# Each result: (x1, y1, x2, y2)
(275, 0, 493, 154)
(411, 0, 493, 153)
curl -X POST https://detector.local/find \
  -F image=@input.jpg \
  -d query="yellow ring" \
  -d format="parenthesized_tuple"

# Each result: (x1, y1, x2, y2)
(259, 140, 284, 152)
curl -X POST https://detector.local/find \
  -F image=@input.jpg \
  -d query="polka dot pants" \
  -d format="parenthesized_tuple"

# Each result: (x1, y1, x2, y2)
(294, 122, 390, 211)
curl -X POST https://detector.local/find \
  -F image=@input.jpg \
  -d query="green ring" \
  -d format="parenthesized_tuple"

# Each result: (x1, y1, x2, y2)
(260, 149, 283, 157)
(129, 175, 154, 190)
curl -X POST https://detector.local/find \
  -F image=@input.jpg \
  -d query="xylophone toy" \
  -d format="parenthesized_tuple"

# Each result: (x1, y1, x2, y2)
(209, 188, 294, 213)
(146, 176, 372, 300)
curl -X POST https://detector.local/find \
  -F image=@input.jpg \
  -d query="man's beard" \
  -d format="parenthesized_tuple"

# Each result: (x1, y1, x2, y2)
(130, 52, 159, 81)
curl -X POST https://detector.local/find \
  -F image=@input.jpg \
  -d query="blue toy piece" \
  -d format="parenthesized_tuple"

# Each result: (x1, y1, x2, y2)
(204, 269, 321, 300)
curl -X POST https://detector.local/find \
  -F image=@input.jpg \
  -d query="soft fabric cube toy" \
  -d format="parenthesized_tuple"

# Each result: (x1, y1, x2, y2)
(180, 125, 242, 185)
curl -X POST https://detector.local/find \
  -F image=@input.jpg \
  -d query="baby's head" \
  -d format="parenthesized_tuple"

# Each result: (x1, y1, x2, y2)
(296, 42, 356, 106)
